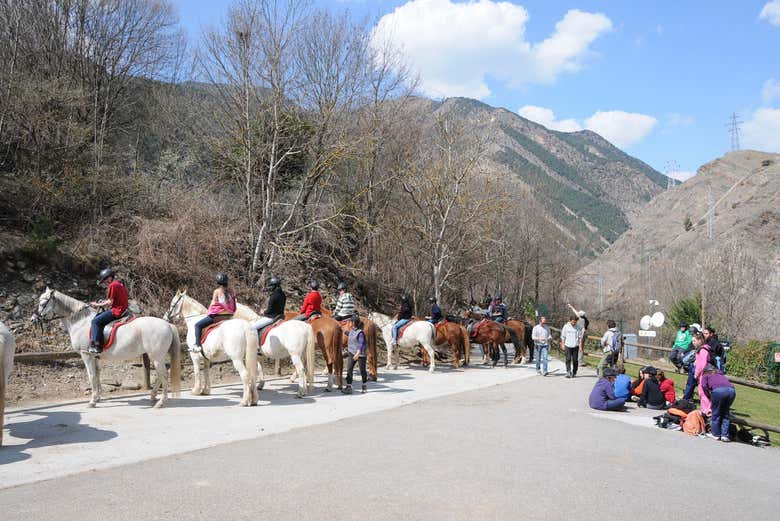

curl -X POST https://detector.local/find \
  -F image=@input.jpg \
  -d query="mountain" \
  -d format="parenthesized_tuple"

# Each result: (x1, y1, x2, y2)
(418, 98, 668, 256)
(574, 150, 780, 339)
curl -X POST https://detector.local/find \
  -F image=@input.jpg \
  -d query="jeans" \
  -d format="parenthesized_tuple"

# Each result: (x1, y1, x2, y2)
(194, 315, 215, 347)
(346, 355, 367, 385)
(392, 319, 410, 342)
(711, 386, 736, 437)
(597, 351, 616, 375)
(252, 316, 275, 330)
(683, 364, 697, 400)
(565, 346, 579, 375)
(90, 310, 116, 347)
(670, 348, 683, 369)
(535, 345, 548, 373)
(605, 398, 626, 411)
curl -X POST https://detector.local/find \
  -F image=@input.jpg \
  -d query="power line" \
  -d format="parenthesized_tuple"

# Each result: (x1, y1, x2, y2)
(664, 160, 680, 189)
(726, 112, 743, 151)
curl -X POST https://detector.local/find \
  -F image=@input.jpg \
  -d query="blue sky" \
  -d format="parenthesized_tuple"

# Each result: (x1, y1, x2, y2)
(173, 0, 780, 180)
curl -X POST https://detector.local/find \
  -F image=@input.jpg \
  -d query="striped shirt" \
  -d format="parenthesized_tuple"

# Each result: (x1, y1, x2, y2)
(333, 292, 356, 317)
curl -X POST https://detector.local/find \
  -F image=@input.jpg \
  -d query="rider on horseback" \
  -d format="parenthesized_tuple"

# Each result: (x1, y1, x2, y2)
(88, 268, 129, 354)
(427, 297, 443, 324)
(332, 281, 356, 321)
(488, 294, 507, 323)
(295, 280, 322, 320)
(193, 273, 236, 353)
(392, 295, 413, 346)
(252, 276, 286, 330)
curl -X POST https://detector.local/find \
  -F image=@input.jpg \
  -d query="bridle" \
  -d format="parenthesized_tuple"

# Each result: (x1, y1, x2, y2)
(163, 292, 201, 322)
(30, 290, 91, 331)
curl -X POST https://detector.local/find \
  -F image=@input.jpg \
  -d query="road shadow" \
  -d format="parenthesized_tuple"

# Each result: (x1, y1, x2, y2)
(125, 396, 240, 409)
(1, 410, 117, 466)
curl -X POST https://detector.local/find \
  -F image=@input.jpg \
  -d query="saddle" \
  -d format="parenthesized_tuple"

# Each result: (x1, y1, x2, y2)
(199, 315, 231, 345)
(257, 318, 284, 347)
(397, 320, 417, 340)
(469, 318, 489, 339)
(90, 313, 137, 351)
(434, 320, 448, 332)
(306, 312, 323, 323)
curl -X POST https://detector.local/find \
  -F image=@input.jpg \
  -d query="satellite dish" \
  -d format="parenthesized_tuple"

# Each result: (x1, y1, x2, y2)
(651, 312, 665, 328)
(640, 315, 652, 330)
(690, 323, 702, 332)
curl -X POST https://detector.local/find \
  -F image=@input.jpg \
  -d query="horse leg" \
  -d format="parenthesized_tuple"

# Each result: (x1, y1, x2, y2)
(422, 343, 436, 373)
(291, 354, 307, 398)
(451, 337, 460, 369)
(82, 354, 100, 407)
(385, 341, 393, 371)
(325, 360, 334, 392)
(256, 359, 266, 392)
(290, 366, 299, 383)
(190, 352, 204, 395)
(152, 356, 169, 408)
(230, 358, 251, 406)
(202, 358, 211, 395)
(501, 344, 509, 368)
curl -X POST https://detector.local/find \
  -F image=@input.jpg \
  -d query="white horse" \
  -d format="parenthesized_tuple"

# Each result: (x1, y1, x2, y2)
(368, 312, 437, 373)
(163, 291, 258, 406)
(233, 303, 315, 398)
(32, 288, 181, 408)
(0, 320, 15, 446)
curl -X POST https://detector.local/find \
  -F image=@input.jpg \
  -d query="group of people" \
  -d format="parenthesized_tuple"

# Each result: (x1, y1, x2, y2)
(589, 323, 737, 442)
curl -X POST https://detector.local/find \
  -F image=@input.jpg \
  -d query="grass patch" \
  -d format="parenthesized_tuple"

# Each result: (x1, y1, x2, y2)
(583, 354, 780, 445)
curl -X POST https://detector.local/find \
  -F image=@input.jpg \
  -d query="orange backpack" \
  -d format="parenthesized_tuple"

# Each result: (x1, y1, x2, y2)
(682, 410, 706, 435)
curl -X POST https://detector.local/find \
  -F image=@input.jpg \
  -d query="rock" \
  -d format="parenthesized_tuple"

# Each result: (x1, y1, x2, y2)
(33, 280, 46, 292)
(102, 379, 121, 387)
(17, 294, 33, 306)
(16, 260, 26, 270)
(11, 305, 21, 318)
(22, 272, 36, 283)
(121, 377, 142, 391)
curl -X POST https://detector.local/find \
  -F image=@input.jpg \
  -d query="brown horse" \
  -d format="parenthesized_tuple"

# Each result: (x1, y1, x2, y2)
(420, 321, 471, 368)
(462, 311, 522, 367)
(283, 311, 344, 390)
(504, 319, 530, 364)
(320, 308, 379, 381)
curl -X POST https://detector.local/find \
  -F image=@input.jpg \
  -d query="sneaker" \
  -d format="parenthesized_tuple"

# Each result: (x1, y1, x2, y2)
(342, 385, 353, 395)
(705, 433, 718, 439)
(720, 436, 731, 443)
(88, 343, 102, 355)
(361, 383, 367, 394)
(565, 373, 571, 379)
(537, 369, 542, 375)
(542, 371, 548, 376)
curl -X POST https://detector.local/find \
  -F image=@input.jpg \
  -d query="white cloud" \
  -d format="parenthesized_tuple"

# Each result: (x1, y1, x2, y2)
(668, 171, 696, 182)
(517, 105, 657, 148)
(584, 111, 658, 148)
(372, 0, 612, 99)
(667, 113, 694, 126)
(761, 78, 780, 104)
(760, 1, 780, 26)
(742, 107, 780, 152)
(518, 105, 582, 131)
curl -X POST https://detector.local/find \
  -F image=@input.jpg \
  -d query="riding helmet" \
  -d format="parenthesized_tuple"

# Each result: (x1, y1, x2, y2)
(216, 273, 229, 286)
(310, 279, 320, 290)
(98, 268, 115, 283)
(267, 276, 281, 289)
(401, 294, 409, 302)
(351, 313, 361, 327)
(428, 297, 436, 303)
(337, 282, 348, 291)
(495, 294, 503, 300)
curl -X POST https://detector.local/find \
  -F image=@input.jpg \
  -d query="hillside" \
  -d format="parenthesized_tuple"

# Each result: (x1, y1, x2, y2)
(423, 98, 668, 255)
(574, 150, 780, 339)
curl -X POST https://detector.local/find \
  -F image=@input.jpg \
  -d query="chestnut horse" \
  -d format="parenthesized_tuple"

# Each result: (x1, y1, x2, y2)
(283, 311, 344, 391)
(321, 308, 379, 381)
(419, 321, 471, 368)
(463, 310, 522, 367)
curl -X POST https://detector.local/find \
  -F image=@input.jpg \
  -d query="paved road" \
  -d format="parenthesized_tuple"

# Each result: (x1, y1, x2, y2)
(2, 362, 778, 520)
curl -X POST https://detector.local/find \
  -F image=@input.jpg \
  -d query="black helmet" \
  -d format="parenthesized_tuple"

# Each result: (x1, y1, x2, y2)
(351, 313, 361, 327)
(98, 268, 115, 283)
(216, 273, 228, 286)
(337, 282, 347, 291)
(267, 276, 281, 289)
(401, 294, 410, 302)
(679, 321, 688, 328)
(310, 279, 320, 290)
(495, 293, 503, 300)
(428, 297, 436, 303)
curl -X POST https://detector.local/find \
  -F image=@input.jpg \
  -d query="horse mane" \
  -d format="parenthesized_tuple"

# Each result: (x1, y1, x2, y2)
(183, 294, 207, 313)
(234, 302, 259, 320)
(54, 290, 92, 321)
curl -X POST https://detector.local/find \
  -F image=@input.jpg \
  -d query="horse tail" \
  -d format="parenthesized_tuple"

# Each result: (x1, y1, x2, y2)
(332, 323, 342, 381)
(461, 325, 471, 366)
(245, 325, 258, 402)
(168, 324, 181, 397)
(504, 325, 522, 359)
(366, 321, 378, 379)
(305, 325, 315, 385)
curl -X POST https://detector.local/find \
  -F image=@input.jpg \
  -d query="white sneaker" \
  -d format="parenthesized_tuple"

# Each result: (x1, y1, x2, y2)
(705, 433, 718, 439)
(537, 369, 542, 375)
(720, 436, 731, 443)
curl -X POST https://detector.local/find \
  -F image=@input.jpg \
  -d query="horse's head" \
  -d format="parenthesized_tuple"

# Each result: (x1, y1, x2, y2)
(31, 287, 57, 324)
(163, 289, 187, 322)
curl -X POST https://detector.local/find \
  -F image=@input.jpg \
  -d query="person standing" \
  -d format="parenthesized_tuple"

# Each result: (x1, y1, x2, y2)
(88, 268, 129, 354)
(561, 315, 582, 378)
(693, 332, 714, 414)
(577, 311, 589, 367)
(343, 314, 368, 394)
(701, 365, 736, 442)
(597, 320, 620, 376)
(332, 282, 356, 321)
(532, 316, 552, 375)
(669, 322, 692, 372)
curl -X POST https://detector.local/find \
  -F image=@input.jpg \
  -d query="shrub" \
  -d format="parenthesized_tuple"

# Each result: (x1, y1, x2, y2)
(726, 341, 772, 381)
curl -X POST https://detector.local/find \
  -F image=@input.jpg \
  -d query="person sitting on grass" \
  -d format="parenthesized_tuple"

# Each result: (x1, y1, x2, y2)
(589, 368, 626, 411)
(638, 366, 666, 409)
(658, 370, 676, 405)
(701, 364, 736, 442)
(630, 367, 647, 401)
(613, 366, 632, 401)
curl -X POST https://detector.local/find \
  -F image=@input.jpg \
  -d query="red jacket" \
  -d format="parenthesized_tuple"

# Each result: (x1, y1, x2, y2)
(107, 280, 129, 318)
(660, 378, 675, 403)
(300, 290, 322, 316)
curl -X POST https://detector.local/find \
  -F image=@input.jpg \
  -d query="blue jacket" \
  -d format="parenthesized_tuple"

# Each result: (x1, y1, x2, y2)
(430, 304, 442, 322)
(589, 378, 617, 410)
(613, 374, 631, 400)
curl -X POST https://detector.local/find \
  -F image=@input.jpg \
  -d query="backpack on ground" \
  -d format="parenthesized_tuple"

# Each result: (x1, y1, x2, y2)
(682, 410, 706, 436)
(670, 398, 696, 413)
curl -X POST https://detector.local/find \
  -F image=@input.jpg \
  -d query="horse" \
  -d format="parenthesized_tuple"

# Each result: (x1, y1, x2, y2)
(232, 303, 316, 398)
(432, 321, 471, 368)
(504, 318, 531, 364)
(0, 320, 14, 446)
(321, 308, 379, 381)
(368, 312, 437, 373)
(164, 291, 258, 405)
(462, 310, 522, 368)
(31, 288, 181, 408)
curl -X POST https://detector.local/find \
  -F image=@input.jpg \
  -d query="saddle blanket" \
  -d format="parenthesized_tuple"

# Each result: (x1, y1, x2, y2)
(89, 315, 137, 350)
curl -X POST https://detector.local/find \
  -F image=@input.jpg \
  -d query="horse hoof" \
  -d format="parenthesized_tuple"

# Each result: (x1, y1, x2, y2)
(87, 402, 97, 408)
(370, 375, 378, 381)
(258, 381, 265, 391)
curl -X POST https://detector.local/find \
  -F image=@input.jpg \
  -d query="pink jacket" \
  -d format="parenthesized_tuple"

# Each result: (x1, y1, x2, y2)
(207, 289, 236, 316)
(695, 345, 712, 414)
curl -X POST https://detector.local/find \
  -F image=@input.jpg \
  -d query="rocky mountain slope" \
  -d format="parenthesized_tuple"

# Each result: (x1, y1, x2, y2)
(421, 98, 668, 255)
(574, 150, 780, 338)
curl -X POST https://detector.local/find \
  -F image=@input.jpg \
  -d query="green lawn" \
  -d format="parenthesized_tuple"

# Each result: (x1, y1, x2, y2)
(583, 354, 780, 445)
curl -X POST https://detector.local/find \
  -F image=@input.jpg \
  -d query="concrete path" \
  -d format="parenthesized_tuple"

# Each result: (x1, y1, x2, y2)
(1, 354, 549, 489)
